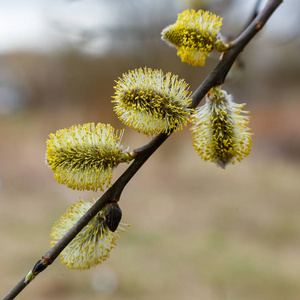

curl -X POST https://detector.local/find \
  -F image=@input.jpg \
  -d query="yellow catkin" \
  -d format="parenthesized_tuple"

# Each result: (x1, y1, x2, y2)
(51, 200, 129, 270)
(112, 67, 192, 136)
(161, 9, 222, 66)
(191, 87, 253, 168)
(46, 123, 131, 191)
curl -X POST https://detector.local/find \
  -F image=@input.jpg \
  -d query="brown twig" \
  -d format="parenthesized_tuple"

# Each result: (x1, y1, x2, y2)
(2, 1, 283, 299)
(242, 0, 263, 34)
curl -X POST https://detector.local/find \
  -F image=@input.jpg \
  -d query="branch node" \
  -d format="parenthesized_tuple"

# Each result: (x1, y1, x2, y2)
(41, 256, 52, 267)
(256, 22, 263, 30)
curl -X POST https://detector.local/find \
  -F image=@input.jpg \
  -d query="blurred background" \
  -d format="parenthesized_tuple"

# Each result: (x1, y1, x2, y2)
(1, 0, 300, 299)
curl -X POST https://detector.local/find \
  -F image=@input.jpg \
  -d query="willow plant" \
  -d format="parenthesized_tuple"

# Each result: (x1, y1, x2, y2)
(2, 1, 283, 299)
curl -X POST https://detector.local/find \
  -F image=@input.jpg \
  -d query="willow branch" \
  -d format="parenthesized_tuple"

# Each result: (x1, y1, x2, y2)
(2, 1, 282, 299)
(242, 0, 262, 33)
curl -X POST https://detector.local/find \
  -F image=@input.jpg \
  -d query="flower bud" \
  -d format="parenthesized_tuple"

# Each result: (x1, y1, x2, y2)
(105, 202, 122, 232)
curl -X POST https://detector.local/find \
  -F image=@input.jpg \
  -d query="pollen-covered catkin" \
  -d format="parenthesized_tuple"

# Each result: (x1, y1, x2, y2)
(51, 200, 129, 270)
(46, 123, 133, 191)
(191, 87, 253, 167)
(161, 9, 223, 66)
(112, 67, 192, 136)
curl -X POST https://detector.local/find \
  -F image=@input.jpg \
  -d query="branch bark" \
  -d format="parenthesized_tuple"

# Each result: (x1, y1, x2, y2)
(2, 1, 283, 299)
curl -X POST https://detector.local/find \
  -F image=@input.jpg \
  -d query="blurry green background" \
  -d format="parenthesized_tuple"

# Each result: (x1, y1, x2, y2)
(1, 0, 300, 299)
